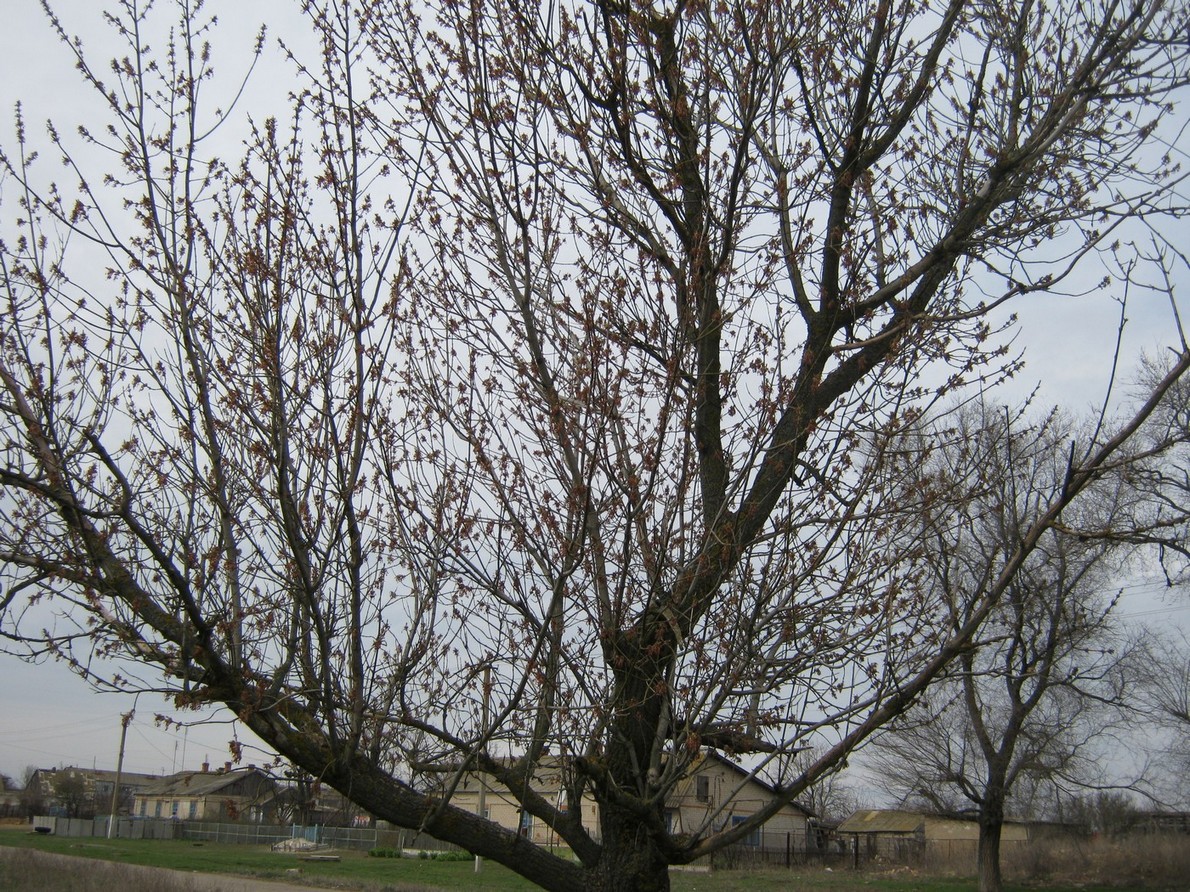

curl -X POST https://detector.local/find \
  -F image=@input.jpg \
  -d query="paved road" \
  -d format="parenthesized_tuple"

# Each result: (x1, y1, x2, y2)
(0, 846, 342, 892)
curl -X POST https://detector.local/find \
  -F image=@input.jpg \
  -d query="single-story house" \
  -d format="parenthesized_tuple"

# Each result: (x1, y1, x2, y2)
(836, 808, 1029, 861)
(663, 750, 814, 849)
(445, 749, 814, 853)
(448, 755, 596, 845)
(133, 763, 276, 823)
(1135, 811, 1190, 835)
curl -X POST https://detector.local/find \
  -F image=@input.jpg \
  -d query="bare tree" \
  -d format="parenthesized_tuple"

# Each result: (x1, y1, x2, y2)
(2, 1, 1189, 889)
(870, 404, 1150, 892)
(274, 768, 319, 827)
(51, 770, 93, 820)
(17, 766, 44, 818)
(1107, 353, 1190, 585)
(1059, 789, 1141, 836)
(789, 754, 860, 825)
(1145, 633, 1190, 728)
(1138, 631, 1190, 803)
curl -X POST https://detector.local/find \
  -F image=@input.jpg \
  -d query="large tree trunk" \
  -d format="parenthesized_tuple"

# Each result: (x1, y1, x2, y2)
(579, 663, 673, 892)
(977, 794, 1006, 892)
(586, 801, 670, 892)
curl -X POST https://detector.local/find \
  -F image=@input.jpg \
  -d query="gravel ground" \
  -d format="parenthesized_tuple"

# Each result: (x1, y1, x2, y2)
(0, 846, 337, 892)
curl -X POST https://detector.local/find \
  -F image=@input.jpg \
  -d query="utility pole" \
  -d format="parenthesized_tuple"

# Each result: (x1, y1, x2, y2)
(107, 701, 136, 839)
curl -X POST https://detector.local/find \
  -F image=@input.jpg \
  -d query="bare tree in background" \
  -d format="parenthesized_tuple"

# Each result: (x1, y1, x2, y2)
(790, 754, 861, 824)
(51, 770, 93, 820)
(1139, 632, 1190, 802)
(2, 1, 1189, 889)
(870, 404, 1148, 892)
(1145, 634, 1190, 728)
(1107, 353, 1190, 584)
(1059, 790, 1142, 836)
(17, 766, 43, 819)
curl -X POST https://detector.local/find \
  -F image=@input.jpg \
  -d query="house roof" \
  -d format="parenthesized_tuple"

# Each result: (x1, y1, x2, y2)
(836, 808, 1033, 833)
(81, 769, 161, 787)
(136, 768, 270, 798)
(30, 767, 160, 787)
(837, 809, 925, 833)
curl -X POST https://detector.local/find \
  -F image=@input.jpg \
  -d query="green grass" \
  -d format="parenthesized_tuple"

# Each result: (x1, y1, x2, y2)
(0, 828, 1165, 892)
(0, 831, 533, 890)
(668, 871, 1137, 892)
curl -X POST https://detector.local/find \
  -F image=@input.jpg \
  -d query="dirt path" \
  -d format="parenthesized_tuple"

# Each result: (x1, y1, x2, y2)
(0, 846, 351, 892)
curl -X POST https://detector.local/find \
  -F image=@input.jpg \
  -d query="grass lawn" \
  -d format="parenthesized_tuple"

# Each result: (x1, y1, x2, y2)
(0, 826, 1160, 892)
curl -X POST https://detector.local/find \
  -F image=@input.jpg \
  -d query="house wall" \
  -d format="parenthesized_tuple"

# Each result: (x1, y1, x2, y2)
(25, 768, 160, 818)
(446, 754, 808, 849)
(923, 816, 1029, 842)
(136, 793, 215, 820)
(154, 792, 265, 821)
(666, 757, 809, 839)
(450, 785, 599, 844)
(133, 773, 275, 823)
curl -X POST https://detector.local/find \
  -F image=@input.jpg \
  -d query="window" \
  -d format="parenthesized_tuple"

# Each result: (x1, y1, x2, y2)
(171, 800, 179, 819)
(731, 815, 760, 847)
(188, 800, 197, 820)
(154, 802, 162, 818)
(139, 801, 146, 817)
(519, 810, 533, 837)
(695, 775, 710, 802)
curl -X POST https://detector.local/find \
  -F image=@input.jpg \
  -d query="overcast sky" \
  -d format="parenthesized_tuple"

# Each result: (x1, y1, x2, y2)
(1, 0, 1187, 787)
(0, 0, 312, 784)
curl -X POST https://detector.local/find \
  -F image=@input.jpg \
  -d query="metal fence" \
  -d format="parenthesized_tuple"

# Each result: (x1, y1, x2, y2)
(179, 821, 293, 846)
(689, 829, 838, 870)
(32, 815, 466, 854)
(174, 820, 465, 853)
(835, 833, 1029, 870)
(32, 816, 1022, 870)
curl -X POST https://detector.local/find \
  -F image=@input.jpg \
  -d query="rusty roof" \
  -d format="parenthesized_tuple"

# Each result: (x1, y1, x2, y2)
(836, 809, 925, 833)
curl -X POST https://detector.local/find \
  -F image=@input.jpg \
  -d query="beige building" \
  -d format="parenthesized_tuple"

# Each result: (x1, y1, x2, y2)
(445, 750, 813, 851)
(837, 808, 1029, 861)
(662, 750, 813, 845)
(448, 756, 594, 846)
(133, 764, 275, 823)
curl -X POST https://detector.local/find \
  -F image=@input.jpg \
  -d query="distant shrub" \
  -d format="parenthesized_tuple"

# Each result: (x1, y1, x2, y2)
(369, 847, 401, 858)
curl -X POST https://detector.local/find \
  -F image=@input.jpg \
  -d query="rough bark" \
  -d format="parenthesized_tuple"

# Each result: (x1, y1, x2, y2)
(977, 793, 1006, 892)
(588, 801, 672, 892)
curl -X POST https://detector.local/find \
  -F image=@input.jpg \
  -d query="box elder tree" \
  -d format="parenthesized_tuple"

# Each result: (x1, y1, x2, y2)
(1, 1, 1189, 889)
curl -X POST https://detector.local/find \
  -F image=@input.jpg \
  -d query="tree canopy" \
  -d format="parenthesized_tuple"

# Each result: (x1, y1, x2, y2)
(2, 1, 1188, 889)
